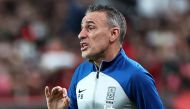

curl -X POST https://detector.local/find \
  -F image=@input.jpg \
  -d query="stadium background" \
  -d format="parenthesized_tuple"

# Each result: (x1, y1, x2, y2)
(0, 0, 190, 109)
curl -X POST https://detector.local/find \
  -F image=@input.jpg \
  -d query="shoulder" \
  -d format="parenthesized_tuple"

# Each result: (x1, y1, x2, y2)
(75, 60, 93, 72)
(123, 57, 150, 76)
(124, 58, 156, 91)
(121, 57, 155, 86)
(124, 59, 164, 109)
(72, 60, 93, 82)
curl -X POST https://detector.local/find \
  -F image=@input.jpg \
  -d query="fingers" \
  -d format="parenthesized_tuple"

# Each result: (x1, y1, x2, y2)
(45, 86, 50, 98)
(51, 86, 63, 96)
(45, 86, 69, 102)
(45, 86, 70, 109)
(63, 96, 70, 108)
(62, 88, 67, 97)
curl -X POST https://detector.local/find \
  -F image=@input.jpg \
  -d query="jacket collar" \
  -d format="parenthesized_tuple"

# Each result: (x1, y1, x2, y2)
(92, 48, 127, 72)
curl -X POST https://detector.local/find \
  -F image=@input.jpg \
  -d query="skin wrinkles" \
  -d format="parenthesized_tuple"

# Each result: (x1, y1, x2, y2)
(78, 12, 119, 65)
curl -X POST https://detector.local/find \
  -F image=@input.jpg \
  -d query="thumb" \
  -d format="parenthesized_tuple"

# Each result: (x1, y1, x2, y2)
(45, 86, 50, 98)
(62, 88, 67, 97)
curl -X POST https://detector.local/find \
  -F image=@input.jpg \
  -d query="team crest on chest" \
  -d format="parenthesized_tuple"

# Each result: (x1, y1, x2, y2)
(105, 86, 116, 109)
(106, 87, 116, 102)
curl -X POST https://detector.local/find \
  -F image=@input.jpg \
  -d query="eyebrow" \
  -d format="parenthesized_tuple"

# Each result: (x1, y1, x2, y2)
(86, 20, 95, 24)
(81, 20, 95, 27)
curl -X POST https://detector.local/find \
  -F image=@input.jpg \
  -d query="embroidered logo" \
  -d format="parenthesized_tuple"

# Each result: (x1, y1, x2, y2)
(78, 89, 86, 99)
(106, 87, 116, 100)
(78, 89, 86, 93)
(106, 86, 116, 105)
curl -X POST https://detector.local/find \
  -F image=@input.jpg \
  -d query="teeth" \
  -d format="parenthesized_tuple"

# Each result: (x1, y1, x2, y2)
(80, 42, 87, 47)
(82, 43, 87, 47)
(80, 42, 88, 51)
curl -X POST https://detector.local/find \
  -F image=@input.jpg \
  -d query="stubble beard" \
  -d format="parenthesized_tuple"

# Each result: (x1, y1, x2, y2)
(81, 49, 105, 63)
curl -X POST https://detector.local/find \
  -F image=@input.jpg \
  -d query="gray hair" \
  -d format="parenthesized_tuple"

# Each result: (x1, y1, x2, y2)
(86, 4, 127, 43)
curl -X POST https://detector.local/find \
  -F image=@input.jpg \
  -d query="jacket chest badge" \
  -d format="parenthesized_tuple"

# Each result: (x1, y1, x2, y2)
(105, 86, 116, 109)
(106, 87, 116, 104)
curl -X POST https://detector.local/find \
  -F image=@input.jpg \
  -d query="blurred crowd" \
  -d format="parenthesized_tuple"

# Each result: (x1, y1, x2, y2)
(0, 0, 190, 109)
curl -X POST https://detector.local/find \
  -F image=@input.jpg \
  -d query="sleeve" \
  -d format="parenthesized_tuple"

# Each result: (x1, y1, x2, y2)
(68, 67, 80, 109)
(130, 72, 164, 109)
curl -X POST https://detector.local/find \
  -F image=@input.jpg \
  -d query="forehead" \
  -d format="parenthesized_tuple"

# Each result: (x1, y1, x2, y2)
(81, 12, 108, 25)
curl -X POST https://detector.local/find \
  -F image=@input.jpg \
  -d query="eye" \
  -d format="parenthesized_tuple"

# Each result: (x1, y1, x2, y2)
(88, 25, 95, 31)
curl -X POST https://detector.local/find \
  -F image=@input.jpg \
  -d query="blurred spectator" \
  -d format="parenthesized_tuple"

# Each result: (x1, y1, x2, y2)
(40, 37, 78, 90)
(0, 0, 190, 109)
(40, 37, 76, 71)
(0, 58, 12, 97)
(60, 0, 93, 34)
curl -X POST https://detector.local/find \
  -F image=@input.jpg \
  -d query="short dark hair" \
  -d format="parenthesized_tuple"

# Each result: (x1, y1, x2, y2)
(86, 4, 127, 43)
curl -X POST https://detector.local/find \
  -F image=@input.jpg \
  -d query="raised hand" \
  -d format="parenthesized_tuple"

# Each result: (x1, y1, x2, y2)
(45, 86, 70, 109)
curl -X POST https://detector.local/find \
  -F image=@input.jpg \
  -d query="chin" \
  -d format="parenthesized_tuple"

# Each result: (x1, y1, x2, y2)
(81, 50, 95, 59)
(81, 51, 90, 59)
(81, 53, 87, 58)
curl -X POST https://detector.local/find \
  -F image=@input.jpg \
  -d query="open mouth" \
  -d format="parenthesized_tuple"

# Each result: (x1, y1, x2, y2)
(80, 42, 88, 51)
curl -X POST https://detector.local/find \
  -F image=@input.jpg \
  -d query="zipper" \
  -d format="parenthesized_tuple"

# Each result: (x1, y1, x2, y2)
(92, 61, 103, 109)
(92, 77, 99, 109)
(95, 61, 103, 79)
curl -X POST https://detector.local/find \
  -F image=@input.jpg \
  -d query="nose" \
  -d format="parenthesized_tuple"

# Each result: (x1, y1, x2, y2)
(78, 28, 88, 39)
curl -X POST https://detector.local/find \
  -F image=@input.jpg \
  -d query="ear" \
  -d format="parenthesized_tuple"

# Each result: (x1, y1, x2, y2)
(110, 27, 120, 42)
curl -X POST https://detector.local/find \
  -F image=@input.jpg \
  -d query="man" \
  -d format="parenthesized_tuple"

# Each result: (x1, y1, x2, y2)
(45, 4, 164, 109)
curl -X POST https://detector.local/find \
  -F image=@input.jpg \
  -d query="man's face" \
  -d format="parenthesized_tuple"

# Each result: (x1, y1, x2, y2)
(78, 12, 111, 59)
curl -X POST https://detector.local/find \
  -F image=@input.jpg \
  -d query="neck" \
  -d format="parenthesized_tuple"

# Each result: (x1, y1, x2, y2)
(94, 44, 121, 66)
